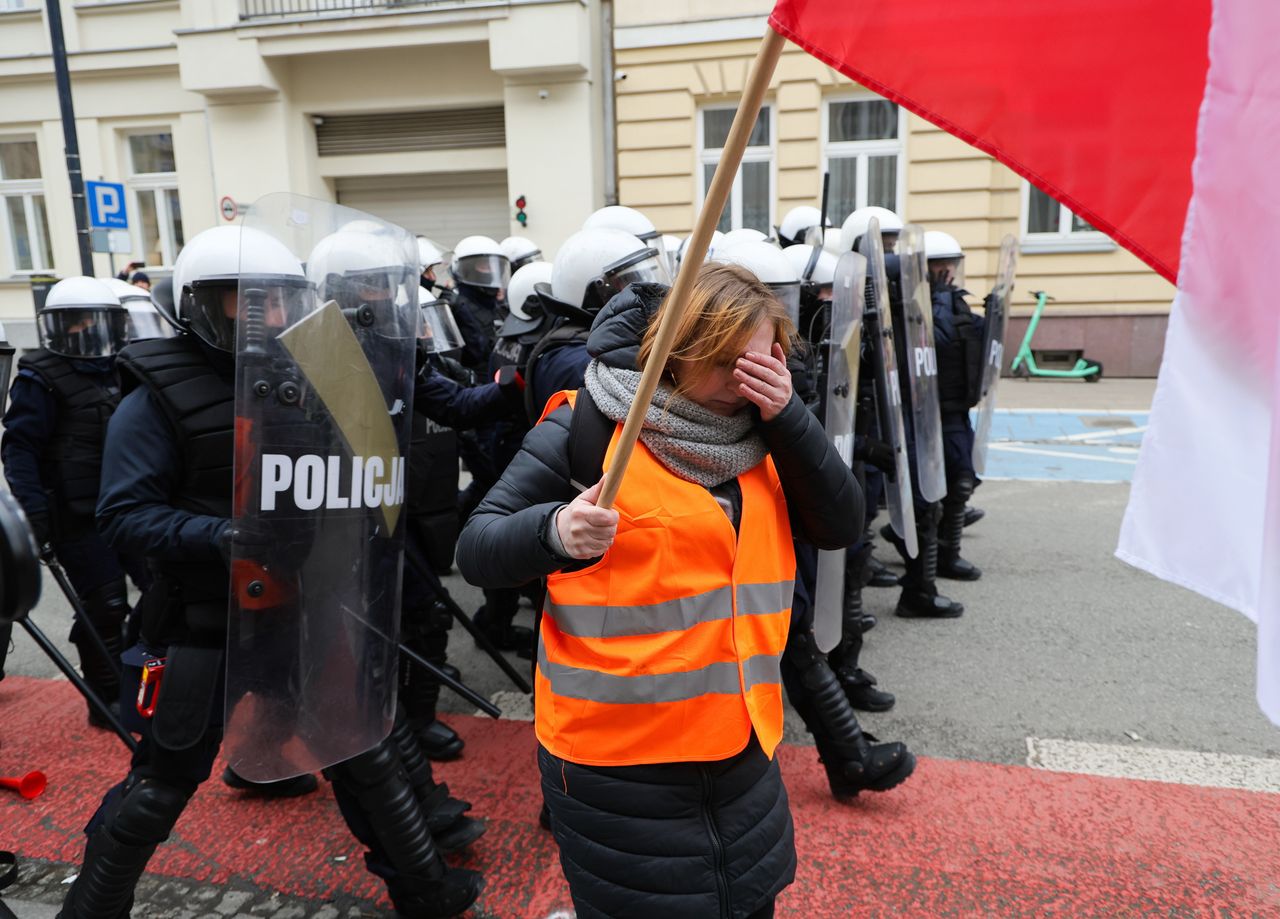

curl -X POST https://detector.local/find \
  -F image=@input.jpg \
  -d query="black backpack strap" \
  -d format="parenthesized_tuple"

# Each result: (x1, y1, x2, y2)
(566, 388, 613, 493)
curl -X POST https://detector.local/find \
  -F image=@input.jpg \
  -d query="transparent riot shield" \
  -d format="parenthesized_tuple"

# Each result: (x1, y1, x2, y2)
(226, 193, 418, 781)
(972, 234, 1017, 475)
(814, 251, 866, 653)
(895, 224, 947, 503)
(865, 219, 918, 557)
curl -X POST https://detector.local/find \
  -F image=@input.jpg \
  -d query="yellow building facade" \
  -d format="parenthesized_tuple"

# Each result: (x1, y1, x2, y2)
(613, 2, 1176, 375)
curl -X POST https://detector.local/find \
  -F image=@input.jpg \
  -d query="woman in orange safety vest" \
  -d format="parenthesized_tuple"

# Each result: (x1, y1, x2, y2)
(458, 263, 861, 919)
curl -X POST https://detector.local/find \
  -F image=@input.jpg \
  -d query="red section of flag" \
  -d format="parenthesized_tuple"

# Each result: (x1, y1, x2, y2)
(769, 0, 1211, 282)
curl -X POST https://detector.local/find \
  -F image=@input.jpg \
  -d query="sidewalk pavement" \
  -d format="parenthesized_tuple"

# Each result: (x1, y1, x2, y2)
(995, 377, 1156, 411)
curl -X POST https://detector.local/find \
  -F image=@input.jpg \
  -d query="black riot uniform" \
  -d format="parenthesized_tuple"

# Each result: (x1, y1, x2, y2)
(2, 347, 143, 723)
(60, 326, 482, 918)
(931, 280, 985, 580)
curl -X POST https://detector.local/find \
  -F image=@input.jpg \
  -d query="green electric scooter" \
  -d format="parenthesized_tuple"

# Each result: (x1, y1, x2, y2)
(1009, 290, 1103, 382)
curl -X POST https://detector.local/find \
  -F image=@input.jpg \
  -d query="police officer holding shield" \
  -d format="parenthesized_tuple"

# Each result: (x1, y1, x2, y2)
(60, 216, 483, 919)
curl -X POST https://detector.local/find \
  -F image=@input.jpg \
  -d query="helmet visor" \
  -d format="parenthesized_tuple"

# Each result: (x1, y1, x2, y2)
(509, 251, 542, 272)
(771, 282, 801, 325)
(187, 278, 311, 353)
(126, 305, 177, 341)
(603, 248, 670, 293)
(419, 299, 467, 354)
(928, 255, 965, 291)
(38, 308, 130, 358)
(453, 253, 511, 291)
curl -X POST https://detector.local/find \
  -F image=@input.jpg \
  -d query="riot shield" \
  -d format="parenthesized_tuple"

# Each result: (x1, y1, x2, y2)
(971, 234, 1017, 475)
(226, 193, 419, 781)
(814, 251, 866, 653)
(865, 219, 917, 557)
(896, 224, 947, 503)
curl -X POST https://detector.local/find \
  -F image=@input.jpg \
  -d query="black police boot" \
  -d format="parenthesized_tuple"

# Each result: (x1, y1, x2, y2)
(838, 667, 895, 713)
(866, 552, 900, 588)
(896, 506, 963, 619)
(221, 767, 318, 798)
(59, 778, 190, 919)
(964, 506, 985, 528)
(938, 498, 982, 581)
(327, 741, 483, 918)
(474, 596, 533, 660)
(799, 660, 915, 799)
(828, 581, 894, 713)
(389, 709, 485, 854)
(401, 604, 465, 762)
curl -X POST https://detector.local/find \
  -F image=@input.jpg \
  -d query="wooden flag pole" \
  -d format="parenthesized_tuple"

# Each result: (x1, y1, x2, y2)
(597, 26, 786, 509)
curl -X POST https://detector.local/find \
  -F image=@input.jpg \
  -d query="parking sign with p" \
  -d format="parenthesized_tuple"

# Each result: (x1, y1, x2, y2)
(86, 181, 128, 229)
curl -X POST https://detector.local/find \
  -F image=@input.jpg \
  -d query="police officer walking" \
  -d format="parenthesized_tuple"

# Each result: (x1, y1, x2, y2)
(2, 276, 140, 726)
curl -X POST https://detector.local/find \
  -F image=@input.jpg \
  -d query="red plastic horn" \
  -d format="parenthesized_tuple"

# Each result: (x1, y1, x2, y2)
(0, 770, 47, 799)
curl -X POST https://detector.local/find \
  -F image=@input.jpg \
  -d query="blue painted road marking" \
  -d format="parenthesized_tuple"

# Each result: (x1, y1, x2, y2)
(980, 410, 1148, 483)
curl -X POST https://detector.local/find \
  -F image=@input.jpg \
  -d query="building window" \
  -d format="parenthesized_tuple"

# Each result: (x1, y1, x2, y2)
(0, 138, 53, 274)
(823, 96, 904, 219)
(127, 131, 184, 266)
(1020, 182, 1115, 252)
(698, 105, 773, 234)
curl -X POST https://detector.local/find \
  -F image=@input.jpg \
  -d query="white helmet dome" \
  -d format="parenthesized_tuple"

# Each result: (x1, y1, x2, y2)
(582, 205, 659, 242)
(552, 228, 653, 309)
(716, 239, 801, 321)
(507, 260, 553, 321)
(103, 277, 152, 305)
(452, 235, 502, 261)
(782, 244, 838, 286)
(676, 230, 726, 266)
(45, 276, 121, 310)
(417, 237, 446, 272)
(839, 207, 904, 254)
(778, 206, 831, 246)
(307, 228, 411, 288)
(174, 225, 305, 294)
(500, 236, 543, 271)
(721, 227, 776, 248)
(924, 230, 964, 260)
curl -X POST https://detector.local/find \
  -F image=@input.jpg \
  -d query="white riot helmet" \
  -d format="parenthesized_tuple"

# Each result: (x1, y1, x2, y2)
(582, 205, 660, 243)
(777, 206, 831, 248)
(840, 207, 905, 255)
(105, 277, 175, 341)
(171, 226, 309, 353)
(924, 229, 965, 288)
(451, 235, 510, 292)
(676, 231, 726, 268)
(782, 244, 838, 288)
(715, 240, 801, 322)
(37, 277, 130, 358)
(507, 260, 553, 322)
(551, 228, 668, 313)
(417, 287, 466, 355)
(721, 227, 777, 249)
(308, 228, 417, 309)
(500, 236, 542, 273)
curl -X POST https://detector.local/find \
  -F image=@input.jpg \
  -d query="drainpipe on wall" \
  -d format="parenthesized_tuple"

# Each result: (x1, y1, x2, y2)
(601, 0, 618, 206)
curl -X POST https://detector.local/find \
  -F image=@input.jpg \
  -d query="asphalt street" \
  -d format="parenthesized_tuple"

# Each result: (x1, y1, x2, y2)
(3, 377, 1278, 917)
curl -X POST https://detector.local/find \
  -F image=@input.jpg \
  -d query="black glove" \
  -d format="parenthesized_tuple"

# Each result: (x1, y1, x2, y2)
(217, 519, 274, 568)
(856, 438, 897, 476)
(27, 512, 55, 561)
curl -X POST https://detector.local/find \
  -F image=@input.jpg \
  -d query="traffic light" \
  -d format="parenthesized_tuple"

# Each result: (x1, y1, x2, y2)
(515, 195, 527, 227)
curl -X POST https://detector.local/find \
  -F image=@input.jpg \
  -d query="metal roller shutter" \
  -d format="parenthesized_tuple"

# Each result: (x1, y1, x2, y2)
(335, 171, 510, 245)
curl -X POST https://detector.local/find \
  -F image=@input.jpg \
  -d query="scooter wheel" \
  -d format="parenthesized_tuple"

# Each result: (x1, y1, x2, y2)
(1084, 362, 1104, 383)
(1013, 362, 1031, 380)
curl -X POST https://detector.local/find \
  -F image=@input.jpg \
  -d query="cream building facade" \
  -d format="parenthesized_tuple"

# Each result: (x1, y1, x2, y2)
(613, 1, 1176, 376)
(0, 0, 607, 345)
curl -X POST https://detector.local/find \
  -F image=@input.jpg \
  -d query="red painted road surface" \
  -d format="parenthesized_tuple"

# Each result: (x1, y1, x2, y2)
(2, 676, 1278, 916)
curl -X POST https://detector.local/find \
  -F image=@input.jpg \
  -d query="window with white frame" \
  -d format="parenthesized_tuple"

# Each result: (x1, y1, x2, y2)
(127, 132, 184, 267)
(698, 105, 773, 234)
(1020, 182, 1114, 252)
(0, 137, 53, 274)
(823, 96, 904, 219)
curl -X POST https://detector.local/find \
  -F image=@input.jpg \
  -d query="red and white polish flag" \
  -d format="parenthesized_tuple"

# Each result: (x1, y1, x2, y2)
(770, 0, 1280, 723)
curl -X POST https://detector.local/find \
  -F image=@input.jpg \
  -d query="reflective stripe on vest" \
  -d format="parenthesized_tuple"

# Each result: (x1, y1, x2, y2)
(535, 389, 795, 767)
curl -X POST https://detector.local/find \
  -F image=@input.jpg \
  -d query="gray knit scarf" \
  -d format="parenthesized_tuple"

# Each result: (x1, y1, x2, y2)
(583, 359, 766, 488)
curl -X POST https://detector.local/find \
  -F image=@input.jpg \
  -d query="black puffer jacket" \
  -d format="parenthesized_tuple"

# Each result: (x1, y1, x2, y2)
(456, 283, 862, 588)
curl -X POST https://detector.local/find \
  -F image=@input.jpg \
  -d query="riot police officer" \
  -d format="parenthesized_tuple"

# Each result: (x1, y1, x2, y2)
(776, 205, 833, 248)
(1, 276, 139, 726)
(499, 235, 542, 273)
(925, 230, 984, 580)
(59, 224, 483, 919)
(449, 235, 510, 370)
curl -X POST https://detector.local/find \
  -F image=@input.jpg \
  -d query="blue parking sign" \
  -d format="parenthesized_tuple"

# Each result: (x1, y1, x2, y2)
(86, 181, 128, 229)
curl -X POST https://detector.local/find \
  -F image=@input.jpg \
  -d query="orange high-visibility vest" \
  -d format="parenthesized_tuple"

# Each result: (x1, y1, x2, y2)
(536, 390, 796, 767)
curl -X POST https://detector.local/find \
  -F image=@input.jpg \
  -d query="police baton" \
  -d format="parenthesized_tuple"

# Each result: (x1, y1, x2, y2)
(42, 554, 124, 682)
(397, 640, 501, 719)
(405, 549, 533, 695)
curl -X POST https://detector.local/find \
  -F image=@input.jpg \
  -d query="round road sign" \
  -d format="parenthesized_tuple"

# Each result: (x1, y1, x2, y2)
(220, 197, 238, 222)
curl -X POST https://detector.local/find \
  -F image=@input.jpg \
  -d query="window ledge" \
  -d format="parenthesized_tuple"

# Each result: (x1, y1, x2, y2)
(0, 6, 41, 19)
(1019, 236, 1117, 255)
(74, 0, 179, 14)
